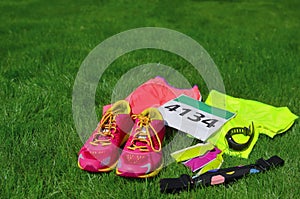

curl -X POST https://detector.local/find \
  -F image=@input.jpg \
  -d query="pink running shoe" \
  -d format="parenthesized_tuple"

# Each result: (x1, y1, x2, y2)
(116, 107, 166, 178)
(78, 100, 134, 172)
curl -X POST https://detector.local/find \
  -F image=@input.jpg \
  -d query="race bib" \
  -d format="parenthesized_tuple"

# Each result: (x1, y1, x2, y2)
(158, 95, 235, 141)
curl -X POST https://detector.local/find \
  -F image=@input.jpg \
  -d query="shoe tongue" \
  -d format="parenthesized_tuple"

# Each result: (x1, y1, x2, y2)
(133, 127, 150, 148)
(99, 128, 111, 139)
(137, 127, 147, 139)
(102, 128, 110, 133)
(111, 101, 129, 115)
(141, 108, 162, 120)
(111, 109, 122, 115)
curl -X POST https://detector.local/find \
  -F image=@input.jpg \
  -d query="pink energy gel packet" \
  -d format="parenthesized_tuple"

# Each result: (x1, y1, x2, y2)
(183, 147, 222, 172)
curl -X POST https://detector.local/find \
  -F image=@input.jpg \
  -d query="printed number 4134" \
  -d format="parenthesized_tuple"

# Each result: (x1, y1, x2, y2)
(164, 104, 218, 128)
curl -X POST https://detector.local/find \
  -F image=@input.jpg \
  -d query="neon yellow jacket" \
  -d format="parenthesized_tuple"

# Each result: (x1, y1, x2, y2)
(205, 90, 298, 159)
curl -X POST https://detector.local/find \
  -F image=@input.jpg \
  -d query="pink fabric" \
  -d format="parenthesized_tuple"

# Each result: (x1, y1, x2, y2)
(104, 77, 201, 114)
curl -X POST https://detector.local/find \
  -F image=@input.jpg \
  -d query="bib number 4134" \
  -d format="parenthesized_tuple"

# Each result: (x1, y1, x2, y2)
(164, 104, 218, 128)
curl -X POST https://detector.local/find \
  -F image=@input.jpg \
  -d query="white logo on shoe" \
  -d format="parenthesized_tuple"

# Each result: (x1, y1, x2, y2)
(101, 157, 111, 166)
(79, 154, 84, 160)
(140, 163, 151, 174)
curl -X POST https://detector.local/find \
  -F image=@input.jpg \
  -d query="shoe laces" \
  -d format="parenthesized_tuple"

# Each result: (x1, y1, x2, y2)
(90, 111, 117, 146)
(127, 114, 162, 152)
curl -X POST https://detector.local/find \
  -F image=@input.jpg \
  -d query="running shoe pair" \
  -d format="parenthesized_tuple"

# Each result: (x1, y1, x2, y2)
(78, 100, 166, 178)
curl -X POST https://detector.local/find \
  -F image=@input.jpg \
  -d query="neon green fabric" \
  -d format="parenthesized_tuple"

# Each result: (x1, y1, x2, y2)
(205, 90, 298, 159)
(196, 153, 224, 175)
(171, 142, 215, 162)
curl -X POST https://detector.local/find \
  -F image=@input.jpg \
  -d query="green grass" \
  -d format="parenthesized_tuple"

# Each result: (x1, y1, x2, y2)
(1, 0, 299, 198)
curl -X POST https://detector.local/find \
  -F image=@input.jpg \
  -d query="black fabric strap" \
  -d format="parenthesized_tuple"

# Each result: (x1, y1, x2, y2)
(160, 155, 284, 194)
(256, 155, 284, 171)
(160, 174, 192, 194)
